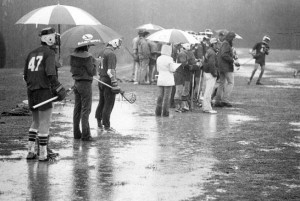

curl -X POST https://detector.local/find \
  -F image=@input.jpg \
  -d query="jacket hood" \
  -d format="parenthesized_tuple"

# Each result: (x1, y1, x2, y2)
(225, 32, 236, 42)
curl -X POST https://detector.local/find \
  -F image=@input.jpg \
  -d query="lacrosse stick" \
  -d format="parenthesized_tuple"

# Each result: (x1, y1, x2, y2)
(196, 69, 203, 101)
(32, 87, 74, 109)
(93, 77, 136, 104)
(190, 72, 195, 111)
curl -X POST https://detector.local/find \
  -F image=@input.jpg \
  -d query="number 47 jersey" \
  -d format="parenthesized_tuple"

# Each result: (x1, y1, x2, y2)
(24, 45, 57, 90)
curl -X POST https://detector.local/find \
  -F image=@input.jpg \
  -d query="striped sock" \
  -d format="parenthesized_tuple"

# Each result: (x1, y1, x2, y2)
(28, 128, 38, 142)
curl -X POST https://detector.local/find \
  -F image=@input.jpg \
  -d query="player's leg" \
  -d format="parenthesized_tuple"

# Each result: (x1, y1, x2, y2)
(26, 110, 39, 159)
(256, 64, 265, 85)
(38, 108, 52, 161)
(248, 63, 259, 85)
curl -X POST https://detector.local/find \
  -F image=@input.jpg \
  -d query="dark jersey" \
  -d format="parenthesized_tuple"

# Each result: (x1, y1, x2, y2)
(99, 46, 116, 79)
(252, 42, 270, 65)
(24, 45, 57, 90)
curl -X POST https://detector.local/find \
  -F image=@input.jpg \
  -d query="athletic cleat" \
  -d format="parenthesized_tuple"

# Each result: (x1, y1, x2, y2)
(256, 82, 263, 85)
(222, 102, 233, 107)
(39, 154, 59, 162)
(203, 110, 217, 114)
(26, 152, 37, 160)
(103, 127, 117, 134)
(247, 79, 251, 85)
(214, 102, 225, 107)
(81, 136, 94, 141)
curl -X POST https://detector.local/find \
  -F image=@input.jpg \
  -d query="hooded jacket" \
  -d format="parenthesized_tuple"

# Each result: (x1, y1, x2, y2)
(70, 51, 97, 81)
(217, 32, 235, 73)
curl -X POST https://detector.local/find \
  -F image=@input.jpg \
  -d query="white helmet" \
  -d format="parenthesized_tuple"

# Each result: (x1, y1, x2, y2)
(40, 27, 57, 46)
(108, 38, 121, 48)
(181, 43, 191, 50)
(262, 35, 271, 43)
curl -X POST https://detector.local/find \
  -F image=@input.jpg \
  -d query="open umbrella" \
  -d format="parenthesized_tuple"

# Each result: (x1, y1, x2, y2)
(15, 4, 101, 26)
(215, 29, 243, 39)
(147, 29, 199, 44)
(16, 4, 102, 59)
(136, 23, 164, 31)
(61, 25, 122, 49)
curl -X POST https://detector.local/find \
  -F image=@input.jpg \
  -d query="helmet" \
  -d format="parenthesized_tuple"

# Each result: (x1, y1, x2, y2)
(40, 27, 57, 46)
(181, 43, 191, 50)
(262, 35, 271, 43)
(210, 37, 218, 44)
(108, 38, 121, 48)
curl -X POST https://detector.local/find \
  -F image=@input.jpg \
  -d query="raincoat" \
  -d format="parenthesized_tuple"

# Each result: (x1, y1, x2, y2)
(217, 32, 235, 73)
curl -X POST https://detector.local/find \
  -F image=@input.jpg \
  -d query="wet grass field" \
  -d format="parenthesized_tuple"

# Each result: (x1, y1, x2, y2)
(0, 48, 299, 200)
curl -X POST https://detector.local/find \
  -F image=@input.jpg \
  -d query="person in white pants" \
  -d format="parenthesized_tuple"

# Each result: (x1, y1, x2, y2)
(202, 38, 219, 114)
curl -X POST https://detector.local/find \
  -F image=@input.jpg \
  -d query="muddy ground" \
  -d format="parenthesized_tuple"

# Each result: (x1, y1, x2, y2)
(0, 48, 299, 201)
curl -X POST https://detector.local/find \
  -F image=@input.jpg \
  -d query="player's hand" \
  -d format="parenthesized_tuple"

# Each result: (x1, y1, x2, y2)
(54, 84, 67, 101)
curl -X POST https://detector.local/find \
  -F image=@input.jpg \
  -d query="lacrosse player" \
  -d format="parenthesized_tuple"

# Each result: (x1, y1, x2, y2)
(95, 39, 121, 133)
(248, 35, 270, 85)
(23, 27, 67, 161)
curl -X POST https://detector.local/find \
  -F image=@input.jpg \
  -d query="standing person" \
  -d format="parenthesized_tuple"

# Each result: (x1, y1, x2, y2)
(183, 43, 198, 111)
(148, 40, 160, 84)
(211, 30, 227, 101)
(137, 30, 151, 85)
(24, 27, 67, 161)
(132, 34, 140, 84)
(193, 38, 206, 106)
(95, 39, 121, 133)
(70, 45, 97, 141)
(174, 44, 189, 112)
(202, 38, 219, 114)
(214, 32, 240, 107)
(155, 44, 178, 117)
(248, 35, 271, 85)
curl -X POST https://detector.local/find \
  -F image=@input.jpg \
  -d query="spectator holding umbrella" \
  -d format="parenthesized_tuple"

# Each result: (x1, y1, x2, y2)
(70, 44, 97, 141)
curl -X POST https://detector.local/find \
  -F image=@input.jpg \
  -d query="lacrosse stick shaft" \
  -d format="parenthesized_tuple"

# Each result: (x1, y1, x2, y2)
(33, 96, 58, 109)
(197, 69, 203, 100)
(190, 72, 195, 111)
(241, 58, 254, 65)
(93, 77, 113, 89)
(32, 87, 74, 109)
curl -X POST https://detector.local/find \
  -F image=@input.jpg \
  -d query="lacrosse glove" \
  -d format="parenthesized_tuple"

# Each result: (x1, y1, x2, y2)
(53, 84, 67, 101)
(111, 81, 121, 94)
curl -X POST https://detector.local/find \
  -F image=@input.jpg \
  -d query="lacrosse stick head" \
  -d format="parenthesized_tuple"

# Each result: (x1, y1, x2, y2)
(120, 91, 136, 104)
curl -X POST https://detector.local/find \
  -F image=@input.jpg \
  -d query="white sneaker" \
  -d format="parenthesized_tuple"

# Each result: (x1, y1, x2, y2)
(204, 110, 217, 114)
(133, 81, 138, 85)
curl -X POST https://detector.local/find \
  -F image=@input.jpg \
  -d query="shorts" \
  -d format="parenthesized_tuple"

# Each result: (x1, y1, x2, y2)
(27, 88, 53, 111)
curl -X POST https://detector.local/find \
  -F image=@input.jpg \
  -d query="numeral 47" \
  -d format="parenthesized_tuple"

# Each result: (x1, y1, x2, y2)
(28, 56, 43, 71)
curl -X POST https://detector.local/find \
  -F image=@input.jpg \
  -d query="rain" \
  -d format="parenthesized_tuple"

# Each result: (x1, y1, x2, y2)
(0, 0, 300, 201)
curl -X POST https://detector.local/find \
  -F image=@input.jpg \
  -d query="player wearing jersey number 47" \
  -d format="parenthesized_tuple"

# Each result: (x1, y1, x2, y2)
(23, 27, 67, 162)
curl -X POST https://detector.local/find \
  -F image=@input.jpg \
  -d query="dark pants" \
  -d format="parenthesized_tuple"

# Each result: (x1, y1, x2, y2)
(155, 86, 172, 117)
(95, 82, 116, 128)
(73, 80, 92, 139)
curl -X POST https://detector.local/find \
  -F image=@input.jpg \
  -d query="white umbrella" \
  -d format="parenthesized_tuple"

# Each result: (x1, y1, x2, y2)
(147, 29, 199, 44)
(136, 23, 164, 31)
(15, 4, 101, 26)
